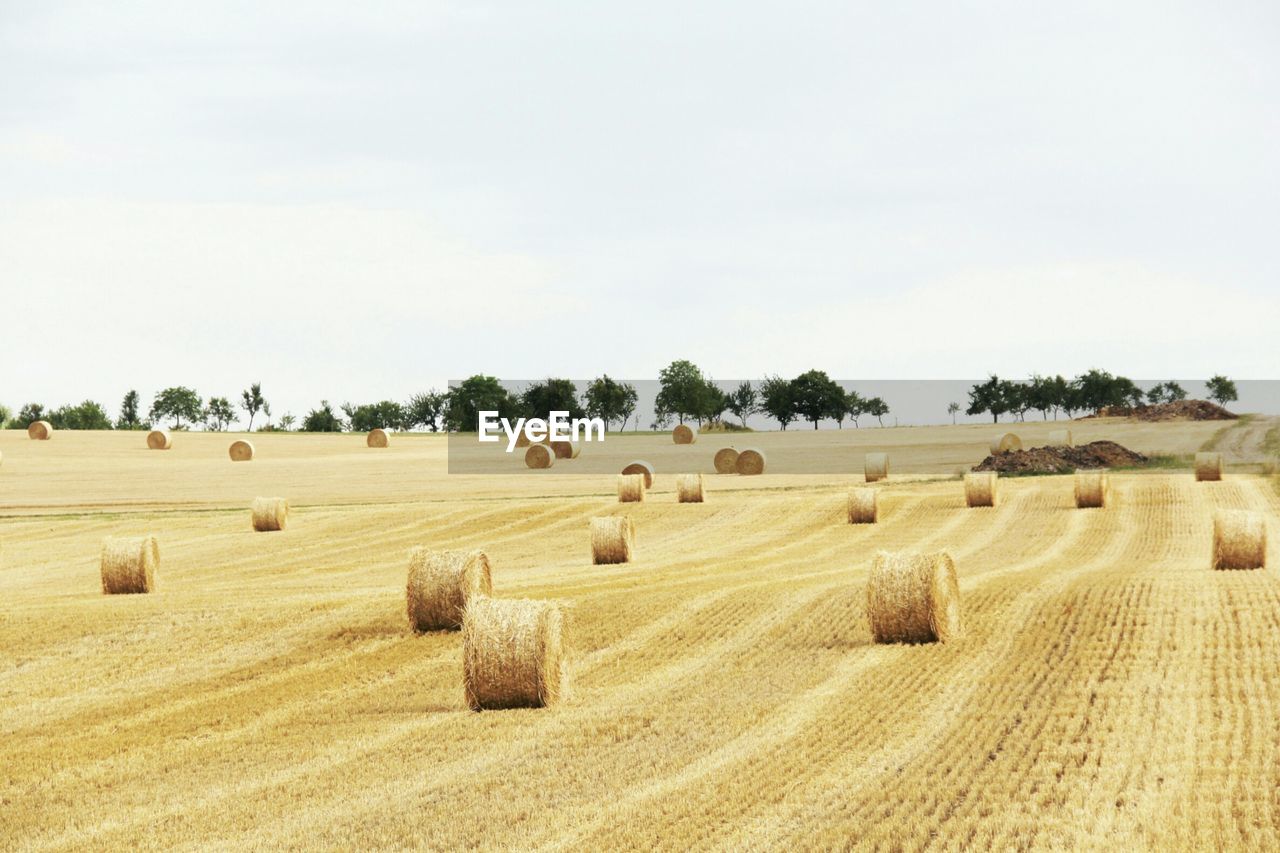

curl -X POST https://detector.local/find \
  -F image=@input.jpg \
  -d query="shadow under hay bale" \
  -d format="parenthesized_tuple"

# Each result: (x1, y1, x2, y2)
(621, 460, 655, 489)
(1074, 471, 1109, 509)
(713, 447, 739, 474)
(407, 548, 493, 631)
(864, 453, 889, 483)
(591, 515, 635, 564)
(676, 473, 705, 503)
(848, 488, 878, 524)
(1195, 452, 1223, 482)
(251, 497, 289, 531)
(735, 448, 766, 476)
(101, 535, 159, 595)
(462, 597, 564, 710)
(867, 550, 962, 643)
(229, 440, 255, 462)
(965, 471, 998, 507)
(1213, 510, 1267, 570)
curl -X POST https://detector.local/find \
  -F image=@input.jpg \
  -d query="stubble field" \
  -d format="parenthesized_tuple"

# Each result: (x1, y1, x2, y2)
(2, 420, 1278, 850)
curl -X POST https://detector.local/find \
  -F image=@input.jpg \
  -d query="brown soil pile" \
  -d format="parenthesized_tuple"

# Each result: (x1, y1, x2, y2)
(1087, 400, 1237, 421)
(973, 440, 1148, 474)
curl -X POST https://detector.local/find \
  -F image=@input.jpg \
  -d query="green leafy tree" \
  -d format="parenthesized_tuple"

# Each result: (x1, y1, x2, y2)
(1163, 381, 1188, 401)
(150, 387, 203, 429)
(1205, 375, 1238, 408)
(204, 396, 236, 431)
(347, 401, 406, 432)
(699, 380, 729, 424)
(759, 375, 796, 430)
(655, 360, 708, 425)
(405, 391, 446, 432)
(584, 376, 638, 431)
(116, 390, 147, 429)
(846, 390, 867, 428)
(0, 404, 10, 429)
(240, 382, 266, 431)
(727, 381, 758, 428)
(445, 376, 518, 432)
(947, 401, 960, 424)
(865, 396, 890, 427)
(278, 413, 296, 431)
(790, 369, 845, 430)
(301, 400, 345, 432)
(1026, 375, 1057, 420)
(966, 375, 1011, 423)
(1005, 381, 1030, 421)
(49, 400, 113, 430)
(14, 403, 46, 428)
(521, 379, 586, 422)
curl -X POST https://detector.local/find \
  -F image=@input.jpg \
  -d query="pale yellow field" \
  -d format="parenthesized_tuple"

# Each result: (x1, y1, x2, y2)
(2, 422, 1279, 850)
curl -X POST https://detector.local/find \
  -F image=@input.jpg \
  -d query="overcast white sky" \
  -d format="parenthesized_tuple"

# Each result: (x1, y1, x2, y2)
(2, 1, 1278, 425)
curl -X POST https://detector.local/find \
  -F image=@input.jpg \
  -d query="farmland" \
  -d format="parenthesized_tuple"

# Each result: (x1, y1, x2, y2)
(1, 420, 1278, 850)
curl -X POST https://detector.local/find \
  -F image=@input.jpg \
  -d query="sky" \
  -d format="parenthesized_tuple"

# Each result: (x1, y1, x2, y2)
(2, 1, 1278, 427)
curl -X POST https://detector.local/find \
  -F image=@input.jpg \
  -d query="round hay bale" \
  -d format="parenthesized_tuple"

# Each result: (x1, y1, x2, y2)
(676, 473, 705, 503)
(27, 420, 52, 441)
(1195, 452, 1223, 482)
(228, 440, 255, 462)
(100, 535, 159, 595)
(407, 548, 492, 631)
(672, 423, 697, 444)
(146, 429, 172, 450)
(1074, 471, 1109, 509)
(591, 515, 635, 564)
(525, 444, 555, 469)
(550, 440, 581, 459)
(964, 471, 998, 507)
(867, 550, 963, 643)
(367, 428, 390, 448)
(864, 452, 889, 483)
(1213, 510, 1267, 570)
(1047, 429, 1073, 447)
(713, 447, 739, 474)
(251, 496, 289, 532)
(621, 460, 654, 489)
(617, 473, 646, 503)
(990, 433, 1022, 454)
(462, 597, 564, 710)
(848, 488, 878, 524)
(735, 448, 766, 476)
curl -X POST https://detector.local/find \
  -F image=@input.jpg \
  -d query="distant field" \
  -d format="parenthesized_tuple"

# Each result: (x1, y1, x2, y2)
(2, 421, 1279, 849)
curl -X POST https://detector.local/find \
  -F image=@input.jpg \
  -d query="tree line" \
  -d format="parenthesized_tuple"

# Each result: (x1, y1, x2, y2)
(960, 371, 1238, 423)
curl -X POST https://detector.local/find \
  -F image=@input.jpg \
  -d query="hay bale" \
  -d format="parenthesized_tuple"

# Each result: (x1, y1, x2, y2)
(867, 550, 963, 643)
(964, 471, 998, 507)
(367, 428, 390, 448)
(514, 432, 533, 449)
(407, 548, 493, 631)
(1074, 471, 1109, 509)
(146, 429, 172, 450)
(713, 447, 739, 474)
(991, 433, 1022, 454)
(100, 535, 159, 595)
(673, 423, 698, 444)
(736, 448, 766, 476)
(1047, 429, 1073, 447)
(550, 440, 581, 459)
(525, 444, 555, 469)
(229, 440, 255, 462)
(621, 460, 654, 489)
(617, 473, 646, 503)
(1213, 510, 1267, 570)
(27, 420, 52, 440)
(848, 488, 878, 524)
(462, 597, 564, 710)
(676, 473, 705, 503)
(591, 515, 635, 564)
(1195, 452, 1223, 482)
(864, 452, 889, 483)
(251, 497, 289, 532)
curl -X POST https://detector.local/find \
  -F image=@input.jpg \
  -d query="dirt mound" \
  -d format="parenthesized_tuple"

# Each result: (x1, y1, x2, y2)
(973, 440, 1148, 474)
(1088, 399, 1237, 421)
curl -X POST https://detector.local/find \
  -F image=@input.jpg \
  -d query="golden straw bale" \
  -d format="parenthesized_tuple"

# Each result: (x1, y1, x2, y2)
(367, 428, 390, 448)
(990, 433, 1022, 454)
(673, 423, 698, 444)
(867, 550, 963, 643)
(1195, 452, 1223, 482)
(462, 597, 564, 710)
(550, 440, 581, 459)
(591, 516, 635, 564)
(964, 471, 998, 507)
(228, 440, 255, 462)
(407, 548, 493, 631)
(864, 453, 889, 483)
(101, 535, 159, 595)
(713, 447, 739, 474)
(735, 448, 766, 475)
(1212, 510, 1267, 570)
(27, 420, 52, 440)
(621, 460, 655, 488)
(617, 473, 646, 503)
(1074, 471, 1109, 509)
(848, 488, 878, 524)
(525, 444, 554, 469)
(251, 497, 289, 532)
(676, 473, 705, 503)
(146, 429, 172, 450)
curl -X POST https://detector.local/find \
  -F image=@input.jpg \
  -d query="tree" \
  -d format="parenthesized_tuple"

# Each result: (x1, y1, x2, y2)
(1074, 369, 1140, 414)
(14, 403, 46, 428)
(699, 380, 729, 425)
(727, 382, 758, 428)
(521, 379, 585, 422)
(584, 375, 637, 431)
(1164, 381, 1188, 401)
(1044, 375, 1070, 419)
(655, 360, 708, 425)
(347, 401, 406, 432)
(759, 375, 796, 430)
(0, 404, 10, 429)
(278, 413, 296, 431)
(115, 390, 145, 429)
(49, 400, 113, 430)
(1026, 376, 1057, 420)
(966, 375, 1011, 423)
(240, 382, 266, 431)
(405, 391, 446, 432)
(1005, 381, 1031, 421)
(445, 376, 518, 432)
(947, 402, 960, 424)
(1206, 375, 1238, 408)
(301, 400, 344, 432)
(204, 396, 235, 431)
(865, 396, 890, 427)
(846, 390, 867, 428)
(149, 387, 203, 429)
(790, 369, 845, 430)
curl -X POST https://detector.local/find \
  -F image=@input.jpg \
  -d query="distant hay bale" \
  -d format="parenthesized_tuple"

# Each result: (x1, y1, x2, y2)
(1074, 471, 1109, 509)
(713, 447, 739, 474)
(251, 497, 289, 532)
(100, 535, 159, 595)
(621, 460, 654, 489)
(673, 424, 697, 444)
(591, 515, 635, 564)
(407, 548, 492, 631)
(867, 550, 963, 643)
(990, 433, 1022, 454)
(676, 473, 705, 503)
(864, 452, 889, 483)
(617, 473, 646, 503)
(1195, 452, 1223, 482)
(1047, 429, 1073, 447)
(228, 440, 255, 462)
(146, 429, 172, 450)
(1212, 510, 1267, 570)
(525, 444, 555, 469)
(367, 428, 390, 448)
(462, 597, 564, 710)
(848, 488, 878, 524)
(964, 471, 998, 507)
(550, 440, 581, 459)
(27, 420, 52, 441)
(735, 448, 766, 476)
